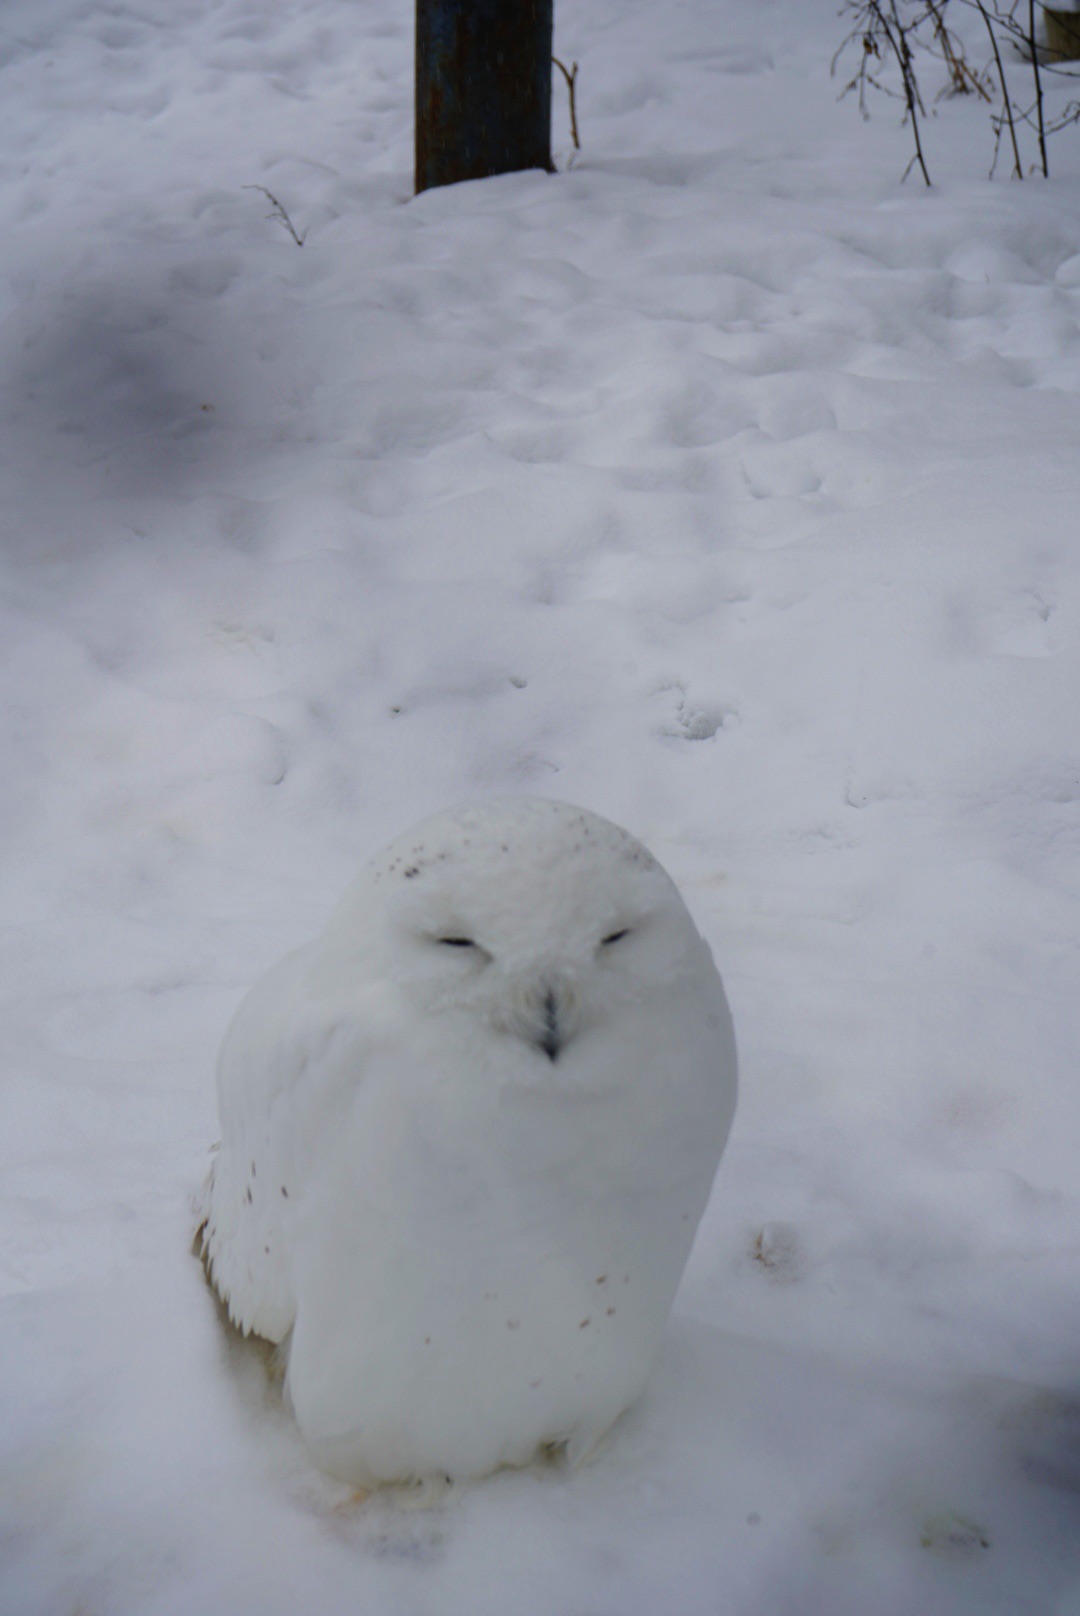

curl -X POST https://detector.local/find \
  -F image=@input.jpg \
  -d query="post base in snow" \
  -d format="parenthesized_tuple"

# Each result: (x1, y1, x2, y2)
(415, 0, 554, 194)
(1044, 8, 1080, 61)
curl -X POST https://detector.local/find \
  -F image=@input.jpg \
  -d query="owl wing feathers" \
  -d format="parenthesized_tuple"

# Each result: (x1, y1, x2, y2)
(200, 945, 343, 1343)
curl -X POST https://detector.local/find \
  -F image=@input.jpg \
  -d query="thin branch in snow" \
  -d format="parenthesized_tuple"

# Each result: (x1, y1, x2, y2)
(553, 56, 581, 151)
(925, 0, 992, 99)
(833, 1, 932, 183)
(970, 0, 1024, 177)
(244, 185, 307, 246)
(1028, 0, 1049, 174)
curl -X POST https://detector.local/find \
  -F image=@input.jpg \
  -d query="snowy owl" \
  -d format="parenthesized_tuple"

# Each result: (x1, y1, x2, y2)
(199, 798, 737, 1486)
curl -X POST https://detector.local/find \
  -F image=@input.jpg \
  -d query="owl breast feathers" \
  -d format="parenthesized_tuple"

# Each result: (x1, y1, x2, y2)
(199, 797, 737, 1486)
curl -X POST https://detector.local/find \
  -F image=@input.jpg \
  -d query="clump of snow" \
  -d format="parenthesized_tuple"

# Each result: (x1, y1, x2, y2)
(2, 0, 1079, 1611)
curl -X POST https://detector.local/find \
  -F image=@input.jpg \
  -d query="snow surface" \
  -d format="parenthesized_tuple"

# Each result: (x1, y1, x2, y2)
(2, 0, 1080, 1611)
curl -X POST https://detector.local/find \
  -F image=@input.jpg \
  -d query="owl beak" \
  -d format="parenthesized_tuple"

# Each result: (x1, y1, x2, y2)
(494, 974, 577, 1063)
(539, 986, 562, 1063)
(499, 975, 575, 1063)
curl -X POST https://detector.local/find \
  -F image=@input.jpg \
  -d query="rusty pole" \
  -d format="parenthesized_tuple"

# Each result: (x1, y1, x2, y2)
(415, 0, 554, 194)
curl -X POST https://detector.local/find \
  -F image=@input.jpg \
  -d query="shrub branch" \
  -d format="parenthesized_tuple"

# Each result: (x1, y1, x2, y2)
(553, 56, 581, 151)
(244, 185, 307, 247)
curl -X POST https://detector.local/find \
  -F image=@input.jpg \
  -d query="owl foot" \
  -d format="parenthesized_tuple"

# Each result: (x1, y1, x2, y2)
(331, 1488, 371, 1512)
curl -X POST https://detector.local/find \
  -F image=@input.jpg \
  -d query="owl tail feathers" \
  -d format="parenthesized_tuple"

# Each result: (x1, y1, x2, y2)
(190, 1150, 294, 1374)
(190, 1151, 242, 1331)
(191, 1152, 229, 1306)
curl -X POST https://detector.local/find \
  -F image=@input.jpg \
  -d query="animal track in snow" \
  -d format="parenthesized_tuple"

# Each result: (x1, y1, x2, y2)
(209, 619, 275, 654)
(652, 683, 738, 743)
(747, 1222, 801, 1284)
(659, 379, 756, 450)
(755, 384, 838, 443)
(1000, 1388, 1080, 1495)
(918, 1510, 991, 1560)
(844, 769, 917, 810)
(737, 435, 824, 501)
(169, 260, 238, 300)
(488, 424, 571, 464)
(948, 587, 1057, 659)
(669, 44, 774, 74)
(788, 821, 858, 855)
(986, 591, 1056, 659)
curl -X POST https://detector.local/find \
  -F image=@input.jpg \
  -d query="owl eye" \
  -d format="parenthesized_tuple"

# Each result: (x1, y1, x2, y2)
(600, 928, 631, 947)
(432, 934, 492, 965)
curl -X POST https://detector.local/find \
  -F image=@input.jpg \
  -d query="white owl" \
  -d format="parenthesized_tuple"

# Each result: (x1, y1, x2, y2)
(199, 798, 737, 1486)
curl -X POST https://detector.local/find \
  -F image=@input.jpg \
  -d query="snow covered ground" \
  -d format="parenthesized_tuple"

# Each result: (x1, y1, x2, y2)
(2, 0, 1080, 1610)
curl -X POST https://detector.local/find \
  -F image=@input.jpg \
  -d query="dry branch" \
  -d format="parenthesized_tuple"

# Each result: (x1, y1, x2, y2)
(553, 55, 581, 151)
(244, 185, 307, 247)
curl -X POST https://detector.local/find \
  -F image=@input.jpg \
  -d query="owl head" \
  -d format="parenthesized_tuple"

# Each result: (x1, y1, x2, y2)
(323, 798, 718, 1068)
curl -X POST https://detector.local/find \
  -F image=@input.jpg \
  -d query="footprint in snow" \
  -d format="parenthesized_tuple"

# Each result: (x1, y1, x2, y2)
(919, 1510, 991, 1559)
(747, 1222, 801, 1284)
(653, 683, 737, 743)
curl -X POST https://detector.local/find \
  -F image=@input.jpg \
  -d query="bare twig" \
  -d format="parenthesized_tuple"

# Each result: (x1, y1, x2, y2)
(1046, 96, 1080, 134)
(926, 0, 992, 97)
(244, 185, 307, 246)
(552, 55, 580, 151)
(970, 0, 1024, 175)
(837, 0, 1080, 185)
(1028, 0, 1049, 174)
(882, 0, 933, 182)
(833, 1, 933, 180)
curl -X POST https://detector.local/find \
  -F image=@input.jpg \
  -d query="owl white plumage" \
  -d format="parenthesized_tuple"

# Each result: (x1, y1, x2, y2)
(199, 798, 737, 1486)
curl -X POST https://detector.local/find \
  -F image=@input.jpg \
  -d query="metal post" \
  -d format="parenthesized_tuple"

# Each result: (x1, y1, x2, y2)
(416, 0, 554, 194)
